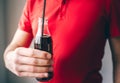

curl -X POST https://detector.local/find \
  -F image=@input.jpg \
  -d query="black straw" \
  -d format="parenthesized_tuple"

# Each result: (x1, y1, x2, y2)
(41, 0, 46, 37)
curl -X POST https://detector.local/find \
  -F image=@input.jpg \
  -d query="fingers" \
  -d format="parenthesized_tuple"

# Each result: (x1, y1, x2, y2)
(6, 47, 53, 78)
(15, 65, 53, 73)
(14, 64, 53, 78)
(15, 47, 51, 59)
(17, 72, 48, 78)
(15, 55, 53, 66)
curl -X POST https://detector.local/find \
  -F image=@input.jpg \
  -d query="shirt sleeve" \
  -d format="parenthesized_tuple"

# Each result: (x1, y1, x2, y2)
(18, 0, 32, 34)
(110, 0, 120, 37)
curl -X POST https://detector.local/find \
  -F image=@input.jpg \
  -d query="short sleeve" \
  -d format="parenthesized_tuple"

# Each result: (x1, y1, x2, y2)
(110, 0, 120, 37)
(18, 0, 32, 33)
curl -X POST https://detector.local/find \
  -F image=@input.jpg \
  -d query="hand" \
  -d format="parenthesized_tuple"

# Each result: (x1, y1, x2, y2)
(4, 47, 53, 78)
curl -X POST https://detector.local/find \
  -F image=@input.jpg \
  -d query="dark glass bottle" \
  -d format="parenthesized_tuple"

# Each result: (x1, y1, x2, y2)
(34, 35, 53, 81)
(34, 18, 53, 81)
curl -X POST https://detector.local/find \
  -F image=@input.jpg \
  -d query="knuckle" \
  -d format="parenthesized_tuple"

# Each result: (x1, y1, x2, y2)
(14, 65, 19, 72)
(15, 71, 21, 77)
(30, 66, 36, 72)
(44, 67, 49, 72)
(15, 47, 22, 54)
(17, 72, 24, 77)
(42, 51, 47, 55)
(41, 51, 51, 59)
(32, 58, 38, 64)
(41, 51, 47, 57)
(29, 48, 35, 57)
(38, 73, 48, 78)
(45, 60, 50, 65)
(50, 60, 53, 65)
(14, 55, 20, 64)
(17, 73, 21, 77)
(14, 57, 19, 64)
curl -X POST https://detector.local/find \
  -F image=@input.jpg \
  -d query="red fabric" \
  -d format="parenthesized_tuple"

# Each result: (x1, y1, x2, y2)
(18, 0, 120, 83)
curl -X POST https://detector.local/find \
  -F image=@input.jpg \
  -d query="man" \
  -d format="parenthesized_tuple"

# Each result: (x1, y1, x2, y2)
(3, 0, 120, 83)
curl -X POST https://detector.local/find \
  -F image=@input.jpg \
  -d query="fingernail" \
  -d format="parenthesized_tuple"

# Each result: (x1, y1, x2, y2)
(47, 54, 52, 59)
(51, 61, 54, 65)
(49, 67, 53, 72)
(44, 73, 48, 77)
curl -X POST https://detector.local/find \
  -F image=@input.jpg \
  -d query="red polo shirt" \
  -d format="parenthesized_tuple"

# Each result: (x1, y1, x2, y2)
(18, 0, 120, 83)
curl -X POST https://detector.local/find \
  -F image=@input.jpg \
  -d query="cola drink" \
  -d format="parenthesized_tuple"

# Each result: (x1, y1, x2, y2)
(34, 35, 53, 81)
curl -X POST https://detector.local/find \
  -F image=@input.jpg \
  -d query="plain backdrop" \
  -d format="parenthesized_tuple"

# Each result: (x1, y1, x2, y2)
(0, 0, 113, 83)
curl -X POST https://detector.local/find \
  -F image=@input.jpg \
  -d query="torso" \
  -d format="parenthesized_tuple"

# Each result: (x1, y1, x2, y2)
(29, 0, 110, 83)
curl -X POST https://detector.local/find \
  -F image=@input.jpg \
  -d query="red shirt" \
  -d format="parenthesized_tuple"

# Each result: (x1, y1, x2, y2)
(18, 0, 120, 83)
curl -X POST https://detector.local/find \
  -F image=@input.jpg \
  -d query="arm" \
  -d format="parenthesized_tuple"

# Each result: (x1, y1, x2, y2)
(109, 37, 120, 83)
(4, 29, 53, 77)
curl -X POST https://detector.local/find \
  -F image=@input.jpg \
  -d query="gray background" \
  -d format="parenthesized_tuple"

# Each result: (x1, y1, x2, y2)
(0, 0, 113, 83)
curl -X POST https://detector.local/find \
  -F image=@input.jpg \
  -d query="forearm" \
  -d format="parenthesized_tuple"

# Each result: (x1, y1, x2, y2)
(113, 63, 120, 83)
(109, 37, 120, 83)
(4, 44, 19, 56)
(4, 29, 33, 61)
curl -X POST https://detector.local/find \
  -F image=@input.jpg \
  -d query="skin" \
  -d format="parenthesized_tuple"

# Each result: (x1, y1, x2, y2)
(109, 37, 120, 83)
(4, 29, 120, 83)
(4, 29, 53, 78)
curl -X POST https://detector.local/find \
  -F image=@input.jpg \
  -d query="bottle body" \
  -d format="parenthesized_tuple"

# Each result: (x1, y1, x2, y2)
(34, 35, 53, 81)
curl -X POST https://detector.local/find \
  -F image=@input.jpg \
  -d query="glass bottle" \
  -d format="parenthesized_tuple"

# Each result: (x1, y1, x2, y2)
(34, 18, 53, 81)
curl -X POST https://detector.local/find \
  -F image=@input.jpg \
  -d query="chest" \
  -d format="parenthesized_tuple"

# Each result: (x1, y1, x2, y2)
(30, 0, 107, 39)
